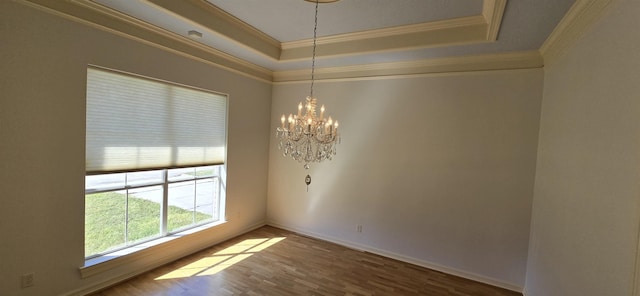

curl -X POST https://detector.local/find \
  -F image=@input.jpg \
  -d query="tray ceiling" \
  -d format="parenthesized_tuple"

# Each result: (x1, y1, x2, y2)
(20, 0, 577, 81)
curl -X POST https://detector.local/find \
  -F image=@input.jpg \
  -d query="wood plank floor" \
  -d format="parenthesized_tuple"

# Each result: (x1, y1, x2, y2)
(92, 226, 522, 296)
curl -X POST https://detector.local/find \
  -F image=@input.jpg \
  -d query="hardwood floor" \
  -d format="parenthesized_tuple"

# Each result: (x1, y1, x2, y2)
(92, 226, 522, 296)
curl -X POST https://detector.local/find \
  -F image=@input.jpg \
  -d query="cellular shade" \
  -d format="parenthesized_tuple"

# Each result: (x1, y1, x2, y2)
(86, 67, 227, 174)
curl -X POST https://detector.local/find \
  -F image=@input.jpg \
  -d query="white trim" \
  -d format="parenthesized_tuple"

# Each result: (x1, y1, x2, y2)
(183, 0, 280, 48)
(273, 67, 540, 86)
(282, 0, 506, 51)
(281, 15, 486, 50)
(63, 221, 266, 296)
(267, 221, 524, 293)
(145, 0, 281, 59)
(279, 17, 488, 61)
(274, 50, 542, 82)
(540, 0, 615, 66)
(71, 0, 273, 78)
(81, 221, 225, 278)
(483, 0, 507, 41)
(17, 0, 273, 82)
(18, 0, 512, 82)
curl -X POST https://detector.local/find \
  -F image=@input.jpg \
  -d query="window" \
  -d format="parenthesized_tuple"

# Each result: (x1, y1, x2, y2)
(85, 66, 227, 259)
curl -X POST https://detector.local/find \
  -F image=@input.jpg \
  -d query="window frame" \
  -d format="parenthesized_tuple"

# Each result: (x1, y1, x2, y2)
(84, 165, 225, 260)
(84, 65, 229, 263)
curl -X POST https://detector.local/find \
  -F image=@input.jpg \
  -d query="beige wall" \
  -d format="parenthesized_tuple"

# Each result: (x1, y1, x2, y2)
(0, 1, 271, 295)
(268, 69, 543, 289)
(6, 0, 639, 295)
(525, 0, 640, 295)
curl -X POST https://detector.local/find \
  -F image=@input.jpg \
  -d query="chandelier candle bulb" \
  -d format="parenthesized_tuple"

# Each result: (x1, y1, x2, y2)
(276, 97, 340, 168)
(320, 105, 325, 120)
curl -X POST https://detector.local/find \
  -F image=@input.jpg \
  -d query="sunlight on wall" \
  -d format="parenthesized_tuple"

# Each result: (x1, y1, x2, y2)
(155, 237, 286, 280)
(303, 83, 395, 214)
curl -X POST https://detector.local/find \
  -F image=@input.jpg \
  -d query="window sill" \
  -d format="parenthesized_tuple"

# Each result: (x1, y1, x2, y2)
(80, 220, 227, 278)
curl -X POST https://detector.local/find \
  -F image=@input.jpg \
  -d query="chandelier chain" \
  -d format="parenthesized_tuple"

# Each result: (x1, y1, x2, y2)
(310, 0, 319, 98)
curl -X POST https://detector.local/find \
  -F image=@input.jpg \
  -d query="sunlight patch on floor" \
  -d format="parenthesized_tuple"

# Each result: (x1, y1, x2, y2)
(155, 237, 286, 280)
(198, 253, 254, 276)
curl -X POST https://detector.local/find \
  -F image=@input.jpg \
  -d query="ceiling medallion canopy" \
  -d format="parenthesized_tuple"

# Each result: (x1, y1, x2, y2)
(277, 0, 341, 191)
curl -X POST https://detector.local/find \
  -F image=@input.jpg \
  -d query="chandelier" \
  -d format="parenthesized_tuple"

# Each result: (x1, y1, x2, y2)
(276, 0, 340, 188)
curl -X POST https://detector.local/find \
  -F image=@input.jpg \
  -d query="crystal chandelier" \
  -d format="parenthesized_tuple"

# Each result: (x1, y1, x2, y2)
(276, 0, 340, 185)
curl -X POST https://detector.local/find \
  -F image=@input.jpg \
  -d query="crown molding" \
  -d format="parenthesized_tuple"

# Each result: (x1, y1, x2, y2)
(139, 0, 507, 62)
(281, 15, 486, 50)
(147, 0, 281, 60)
(279, 21, 488, 61)
(279, 0, 507, 61)
(273, 51, 543, 82)
(483, 0, 507, 40)
(16, 0, 522, 83)
(17, 0, 273, 82)
(540, 0, 615, 66)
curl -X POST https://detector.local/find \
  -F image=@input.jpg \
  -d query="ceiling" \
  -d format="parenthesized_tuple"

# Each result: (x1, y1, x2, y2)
(24, 0, 577, 81)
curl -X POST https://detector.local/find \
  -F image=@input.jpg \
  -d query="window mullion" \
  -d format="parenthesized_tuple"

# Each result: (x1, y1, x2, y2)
(192, 174, 197, 224)
(124, 189, 129, 245)
(161, 169, 168, 235)
(216, 176, 221, 221)
(124, 173, 129, 245)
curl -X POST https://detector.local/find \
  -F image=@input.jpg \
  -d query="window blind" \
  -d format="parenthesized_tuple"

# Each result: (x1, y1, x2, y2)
(86, 67, 227, 174)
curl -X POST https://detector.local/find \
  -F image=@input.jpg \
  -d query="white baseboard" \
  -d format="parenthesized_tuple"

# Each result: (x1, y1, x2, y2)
(63, 220, 267, 296)
(267, 220, 524, 293)
(64, 220, 524, 295)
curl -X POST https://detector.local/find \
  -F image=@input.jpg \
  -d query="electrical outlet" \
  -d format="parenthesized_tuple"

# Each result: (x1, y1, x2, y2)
(21, 272, 34, 288)
(357, 225, 363, 233)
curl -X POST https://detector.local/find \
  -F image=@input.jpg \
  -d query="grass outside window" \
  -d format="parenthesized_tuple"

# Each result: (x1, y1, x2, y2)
(85, 191, 212, 257)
